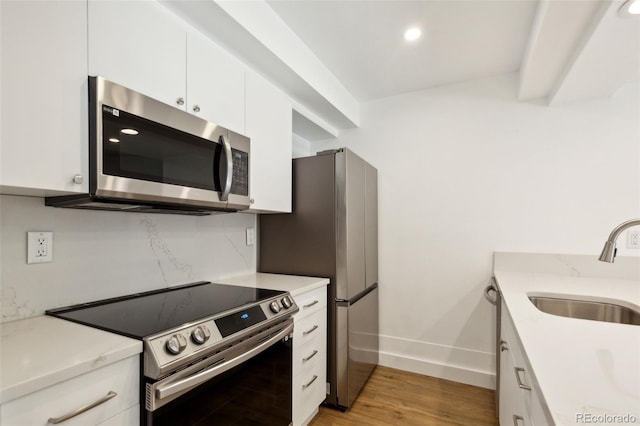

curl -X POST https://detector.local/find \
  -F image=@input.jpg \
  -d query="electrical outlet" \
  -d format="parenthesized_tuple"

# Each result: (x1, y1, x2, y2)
(246, 227, 256, 246)
(627, 229, 640, 249)
(27, 231, 53, 264)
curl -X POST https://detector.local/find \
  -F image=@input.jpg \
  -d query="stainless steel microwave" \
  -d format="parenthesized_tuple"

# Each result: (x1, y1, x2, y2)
(46, 76, 250, 215)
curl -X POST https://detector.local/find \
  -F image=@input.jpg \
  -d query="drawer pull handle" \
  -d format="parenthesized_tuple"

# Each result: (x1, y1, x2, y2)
(513, 414, 525, 426)
(303, 300, 319, 308)
(302, 375, 318, 389)
(303, 325, 319, 335)
(48, 391, 117, 424)
(500, 339, 508, 352)
(303, 350, 319, 362)
(514, 367, 531, 391)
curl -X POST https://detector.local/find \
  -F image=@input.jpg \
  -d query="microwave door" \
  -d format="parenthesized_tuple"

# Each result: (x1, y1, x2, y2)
(94, 89, 229, 209)
(47, 76, 252, 213)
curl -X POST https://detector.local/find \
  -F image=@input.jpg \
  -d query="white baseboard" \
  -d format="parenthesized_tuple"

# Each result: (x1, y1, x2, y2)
(378, 334, 496, 390)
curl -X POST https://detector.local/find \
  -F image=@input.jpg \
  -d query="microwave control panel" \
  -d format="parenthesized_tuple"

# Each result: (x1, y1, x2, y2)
(230, 149, 249, 196)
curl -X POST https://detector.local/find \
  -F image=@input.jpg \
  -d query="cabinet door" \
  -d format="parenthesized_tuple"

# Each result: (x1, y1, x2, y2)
(88, 0, 187, 110)
(0, 0, 88, 195)
(245, 71, 292, 213)
(187, 31, 245, 133)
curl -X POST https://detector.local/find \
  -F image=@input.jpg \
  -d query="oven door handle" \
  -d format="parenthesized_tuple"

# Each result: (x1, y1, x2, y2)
(155, 323, 293, 401)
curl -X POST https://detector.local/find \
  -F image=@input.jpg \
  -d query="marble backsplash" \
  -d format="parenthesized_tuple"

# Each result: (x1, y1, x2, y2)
(0, 195, 256, 323)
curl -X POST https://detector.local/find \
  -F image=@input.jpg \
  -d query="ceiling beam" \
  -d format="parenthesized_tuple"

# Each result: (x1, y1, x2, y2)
(160, 0, 360, 132)
(519, 0, 606, 102)
(550, 0, 640, 104)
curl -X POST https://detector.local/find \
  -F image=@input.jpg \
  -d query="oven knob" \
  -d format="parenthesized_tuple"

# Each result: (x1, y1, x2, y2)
(191, 325, 211, 345)
(166, 334, 187, 355)
(281, 296, 292, 309)
(270, 301, 281, 313)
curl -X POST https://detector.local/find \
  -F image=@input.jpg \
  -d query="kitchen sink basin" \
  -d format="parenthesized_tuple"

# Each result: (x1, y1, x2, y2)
(528, 296, 640, 326)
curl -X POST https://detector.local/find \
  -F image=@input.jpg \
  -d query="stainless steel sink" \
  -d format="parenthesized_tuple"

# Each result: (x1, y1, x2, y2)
(528, 296, 640, 326)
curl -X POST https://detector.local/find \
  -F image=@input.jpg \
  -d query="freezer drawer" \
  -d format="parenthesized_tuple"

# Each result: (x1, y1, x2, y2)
(336, 284, 379, 409)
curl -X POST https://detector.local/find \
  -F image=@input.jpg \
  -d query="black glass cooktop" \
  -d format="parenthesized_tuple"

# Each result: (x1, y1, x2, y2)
(46, 281, 284, 339)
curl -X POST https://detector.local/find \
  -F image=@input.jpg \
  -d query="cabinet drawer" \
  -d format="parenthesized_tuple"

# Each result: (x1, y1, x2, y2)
(297, 367, 326, 414)
(299, 341, 324, 371)
(1, 357, 139, 426)
(299, 346, 324, 387)
(294, 287, 327, 319)
(294, 309, 326, 347)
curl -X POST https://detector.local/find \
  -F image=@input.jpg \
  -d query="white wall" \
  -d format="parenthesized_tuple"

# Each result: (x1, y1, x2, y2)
(292, 133, 313, 158)
(312, 73, 640, 388)
(0, 195, 256, 323)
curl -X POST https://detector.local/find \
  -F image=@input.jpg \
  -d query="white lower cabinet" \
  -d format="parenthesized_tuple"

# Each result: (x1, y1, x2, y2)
(499, 345, 530, 426)
(0, 356, 139, 426)
(292, 286, 327, 426)
(499, 300, 548, 426)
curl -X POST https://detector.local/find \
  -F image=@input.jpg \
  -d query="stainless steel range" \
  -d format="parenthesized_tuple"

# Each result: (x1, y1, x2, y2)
(47, 281, 298, 426)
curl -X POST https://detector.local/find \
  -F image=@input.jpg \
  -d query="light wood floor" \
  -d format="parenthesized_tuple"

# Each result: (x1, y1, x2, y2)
(309, 366, 498, 426)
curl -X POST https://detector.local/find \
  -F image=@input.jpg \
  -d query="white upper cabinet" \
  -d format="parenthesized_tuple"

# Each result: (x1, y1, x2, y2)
(2, 0, 293, 208)
(88, 0, 188, 110)
(187, 31, 246, 134)
(0, 0, 88, 195)
(88, 0, 246, 135)
(246, 71, 293, 213)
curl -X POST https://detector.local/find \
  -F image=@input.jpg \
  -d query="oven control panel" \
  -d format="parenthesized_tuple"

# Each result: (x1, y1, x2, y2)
(144, 319, 224, 377)
(143, 293, 298, 379)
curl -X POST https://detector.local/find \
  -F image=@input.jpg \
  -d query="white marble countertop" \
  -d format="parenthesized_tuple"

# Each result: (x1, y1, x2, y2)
(494, 252, 640, 425)
(216, 272, 329, 296)
(0, 315, 142, 405)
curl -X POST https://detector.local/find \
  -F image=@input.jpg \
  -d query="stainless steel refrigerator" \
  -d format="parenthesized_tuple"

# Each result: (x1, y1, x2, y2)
(259, 148, 379, 410)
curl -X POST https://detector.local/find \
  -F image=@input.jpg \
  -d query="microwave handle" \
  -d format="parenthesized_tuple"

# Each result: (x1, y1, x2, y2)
(218, 135, 233, 202)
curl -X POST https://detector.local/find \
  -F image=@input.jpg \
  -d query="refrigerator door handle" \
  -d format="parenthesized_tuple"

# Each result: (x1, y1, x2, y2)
(335, 283, 378, 307)
(345, 283, 378, 305)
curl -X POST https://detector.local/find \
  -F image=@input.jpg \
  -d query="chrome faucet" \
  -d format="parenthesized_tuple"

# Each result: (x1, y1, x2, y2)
(598, 218, 640, 263)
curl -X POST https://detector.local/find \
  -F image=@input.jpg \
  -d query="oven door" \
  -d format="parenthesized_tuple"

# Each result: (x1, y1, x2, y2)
(145, 321, 293, 426)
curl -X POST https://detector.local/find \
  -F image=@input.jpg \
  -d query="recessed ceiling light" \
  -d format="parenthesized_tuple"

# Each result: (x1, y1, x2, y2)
(108, 137, 120, 143)
(120, 128, 139, 135)
(618, 0, 640, 17)
(404, 27, 422, 42)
